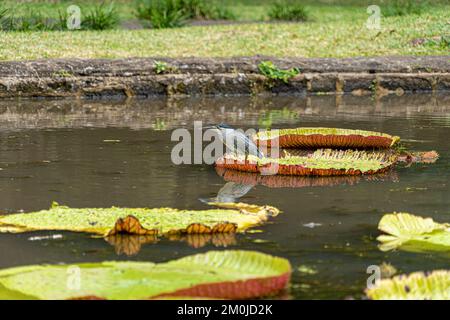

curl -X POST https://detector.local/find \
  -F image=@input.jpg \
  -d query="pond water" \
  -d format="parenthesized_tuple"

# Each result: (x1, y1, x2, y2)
(0, 94, 449, 299)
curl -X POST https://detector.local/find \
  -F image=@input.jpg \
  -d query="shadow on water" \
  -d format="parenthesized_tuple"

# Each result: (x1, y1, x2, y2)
(0, 93, 449, 299)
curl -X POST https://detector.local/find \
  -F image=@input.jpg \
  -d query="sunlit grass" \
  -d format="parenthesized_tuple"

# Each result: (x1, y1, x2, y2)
(0, 3, 448, 60)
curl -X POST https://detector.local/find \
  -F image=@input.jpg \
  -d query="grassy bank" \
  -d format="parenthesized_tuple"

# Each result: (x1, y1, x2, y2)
(0, 1, 448, 60)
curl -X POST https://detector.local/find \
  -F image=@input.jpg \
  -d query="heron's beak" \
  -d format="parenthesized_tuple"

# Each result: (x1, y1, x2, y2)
(203, 125, 217, 130)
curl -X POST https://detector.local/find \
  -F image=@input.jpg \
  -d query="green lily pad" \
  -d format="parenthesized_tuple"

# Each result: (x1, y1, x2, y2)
(216, 149, 396, 176)
(0, 250, 291, 300)
(366, 270, 450, 300)
(254, 127, 400, 149)
(377, 213, 450, 252)
(0, 202, 279, 237)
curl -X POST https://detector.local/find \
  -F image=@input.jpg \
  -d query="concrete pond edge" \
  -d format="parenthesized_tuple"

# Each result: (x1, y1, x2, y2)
(0, 56, 449, 99)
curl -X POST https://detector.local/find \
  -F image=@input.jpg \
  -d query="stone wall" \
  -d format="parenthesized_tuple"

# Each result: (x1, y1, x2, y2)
(0, 56, 448, 98)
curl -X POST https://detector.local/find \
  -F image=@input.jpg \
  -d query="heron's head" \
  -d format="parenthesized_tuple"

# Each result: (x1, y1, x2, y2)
(216, 123, 234, 130)
(204, 123, 234, 131)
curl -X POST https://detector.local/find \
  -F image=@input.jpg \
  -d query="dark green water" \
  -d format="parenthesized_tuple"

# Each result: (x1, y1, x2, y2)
(0, 94, 449, 299)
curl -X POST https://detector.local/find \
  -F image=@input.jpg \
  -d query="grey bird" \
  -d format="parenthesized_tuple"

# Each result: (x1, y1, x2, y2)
(206, 123, 265, 159)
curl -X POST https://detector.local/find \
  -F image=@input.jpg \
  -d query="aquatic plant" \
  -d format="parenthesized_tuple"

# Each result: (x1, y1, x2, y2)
(377, 213, 450, 252)
(366, 270, 450, 300)
(216, 149, 396, 177)
(258, 61, 300, 84)
(254, 127, 400, 149)
(0, 250, 291, 300)
(0, 202, 279, 237)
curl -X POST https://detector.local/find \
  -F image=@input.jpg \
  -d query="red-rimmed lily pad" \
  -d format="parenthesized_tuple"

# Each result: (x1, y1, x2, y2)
(0, 250, 292, 300)
(254, 127, 400, 149)
(216, 149, 396, 176)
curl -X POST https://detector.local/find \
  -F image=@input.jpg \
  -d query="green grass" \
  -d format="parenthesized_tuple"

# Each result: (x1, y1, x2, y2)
(382, 0, 428, 17)
(0, 2, 448, 60)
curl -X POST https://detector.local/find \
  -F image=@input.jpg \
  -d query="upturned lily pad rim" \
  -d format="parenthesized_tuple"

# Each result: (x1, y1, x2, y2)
(377, 212, 450, 252)
(0, 250, 292, 300)
(254, 127, 400, 141)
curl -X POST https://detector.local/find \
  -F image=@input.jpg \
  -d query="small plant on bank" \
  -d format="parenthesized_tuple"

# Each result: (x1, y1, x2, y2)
(258, 61, 300, 84)
(1, 2, 119, 32)
(0, 5, 8, 22)
(82, 2, 119, 30)
(136, 0, 188, 29)
(0, 10, 59, 32)
(136, 0, 234, 29)
(382, 0, 427, 17)
(154, 60, 177, 74)
(0, 4, 10, 30)
(154, 60, 168, 74)
(423, 36, 450, 50)
(178, 0, 235, 20)
(204, 6, 236, 20)
(268, 0, 308, 22)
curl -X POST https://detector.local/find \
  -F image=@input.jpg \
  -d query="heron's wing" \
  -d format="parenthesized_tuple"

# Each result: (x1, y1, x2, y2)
(224, 132, 264, 158)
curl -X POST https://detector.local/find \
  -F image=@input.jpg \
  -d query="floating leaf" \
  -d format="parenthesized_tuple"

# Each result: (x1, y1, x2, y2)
(0, 250, 291, 300)
(366, 270, 450, 300)
(297, 265, 318, 275)
(377, 213, 450, 252)
(254, 127, 400, 149)
(0, 202, 279, 237)
(216, 149, 395, 176)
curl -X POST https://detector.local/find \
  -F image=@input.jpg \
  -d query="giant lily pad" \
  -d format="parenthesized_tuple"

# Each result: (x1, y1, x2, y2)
(216, 149, 395, 176)
(0, 250, 291, 300)
(366, 270, 450, 300)
(253, 127, 400, 149)
(377, 213, 450, 252)
(0, 202, 279, 237)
